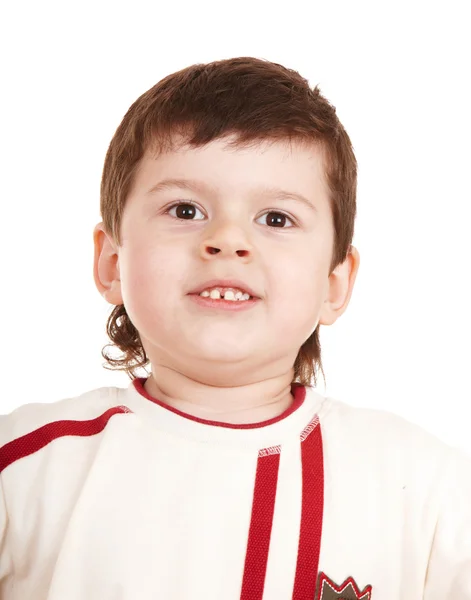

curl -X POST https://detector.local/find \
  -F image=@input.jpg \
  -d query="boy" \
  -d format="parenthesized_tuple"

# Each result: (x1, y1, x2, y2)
(1, 56, 470, 599)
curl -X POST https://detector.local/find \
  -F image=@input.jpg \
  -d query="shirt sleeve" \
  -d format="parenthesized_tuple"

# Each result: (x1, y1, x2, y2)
(424, 446, 471, 599)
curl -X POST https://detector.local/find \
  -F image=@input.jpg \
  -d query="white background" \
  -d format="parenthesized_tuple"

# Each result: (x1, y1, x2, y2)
(0, 1, 469, 454)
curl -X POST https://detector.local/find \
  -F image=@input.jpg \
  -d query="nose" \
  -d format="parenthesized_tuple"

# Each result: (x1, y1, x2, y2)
(205, 246, 249, 257)
(199, 222, 253, 260)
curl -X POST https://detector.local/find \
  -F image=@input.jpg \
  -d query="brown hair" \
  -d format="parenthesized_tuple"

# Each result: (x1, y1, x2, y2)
(99, 56, 357, 388)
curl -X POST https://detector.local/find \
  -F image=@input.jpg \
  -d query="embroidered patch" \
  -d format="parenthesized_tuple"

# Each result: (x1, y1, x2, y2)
(315, 572, 373, 599)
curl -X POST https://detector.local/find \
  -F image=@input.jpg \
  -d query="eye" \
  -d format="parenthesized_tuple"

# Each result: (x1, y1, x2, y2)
(165, 201, 205, 220)
(256, 211, 296, 228)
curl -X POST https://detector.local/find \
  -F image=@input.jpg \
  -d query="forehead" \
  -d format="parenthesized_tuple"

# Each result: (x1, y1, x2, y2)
(131, 135, 330, 204)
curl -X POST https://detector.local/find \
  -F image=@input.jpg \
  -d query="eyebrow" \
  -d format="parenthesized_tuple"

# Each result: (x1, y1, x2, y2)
(146, 177, 318, 213)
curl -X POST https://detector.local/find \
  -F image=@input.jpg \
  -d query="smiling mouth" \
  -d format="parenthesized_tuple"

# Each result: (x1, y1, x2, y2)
(187, 294, 260, 311)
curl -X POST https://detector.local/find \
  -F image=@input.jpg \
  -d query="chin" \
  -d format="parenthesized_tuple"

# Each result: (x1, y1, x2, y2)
(190, 339, 254, 363)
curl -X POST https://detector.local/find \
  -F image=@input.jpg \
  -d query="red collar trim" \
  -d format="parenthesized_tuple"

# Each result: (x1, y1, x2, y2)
(131, 377, 306, 429)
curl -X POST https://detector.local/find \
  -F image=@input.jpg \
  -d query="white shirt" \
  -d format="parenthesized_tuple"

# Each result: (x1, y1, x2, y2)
(1, 377, 470, 599)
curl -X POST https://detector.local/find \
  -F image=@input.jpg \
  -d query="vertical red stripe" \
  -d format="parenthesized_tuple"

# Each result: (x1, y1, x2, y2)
(240, 449, 281, 600)
(292, 423, 324, 599)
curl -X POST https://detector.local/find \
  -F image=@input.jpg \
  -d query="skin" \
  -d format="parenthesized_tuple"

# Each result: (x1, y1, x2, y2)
(93, 135, 360, 424)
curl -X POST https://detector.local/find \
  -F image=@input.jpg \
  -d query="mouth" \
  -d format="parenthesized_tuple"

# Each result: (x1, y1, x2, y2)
(188, 279, 260, 299)
(187, 293, 260, 311)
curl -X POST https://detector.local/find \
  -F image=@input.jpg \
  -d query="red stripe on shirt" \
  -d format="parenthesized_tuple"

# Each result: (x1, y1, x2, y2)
(240, 447, 281, 600)
(292, 419, 324, 599)
(0, 406, 132, 474)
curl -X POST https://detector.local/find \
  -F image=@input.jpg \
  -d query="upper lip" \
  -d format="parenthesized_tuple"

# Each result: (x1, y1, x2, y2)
(188, 279, 260, 298)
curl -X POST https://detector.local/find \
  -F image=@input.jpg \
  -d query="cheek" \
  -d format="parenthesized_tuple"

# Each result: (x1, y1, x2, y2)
(268, 250, 319, 295)
(124, 242, 185, 287)
(268, 262, 324, 324)
(120, 246, 183, 318)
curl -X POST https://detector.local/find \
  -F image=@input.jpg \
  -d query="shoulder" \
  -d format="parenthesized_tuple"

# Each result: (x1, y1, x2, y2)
(313, 392, 471, 521)
(0, 385, 132, 473)
(316, 391, 468, 469)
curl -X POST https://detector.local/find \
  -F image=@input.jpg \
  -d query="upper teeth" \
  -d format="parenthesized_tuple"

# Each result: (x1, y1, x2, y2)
(200, 288, 252, 301)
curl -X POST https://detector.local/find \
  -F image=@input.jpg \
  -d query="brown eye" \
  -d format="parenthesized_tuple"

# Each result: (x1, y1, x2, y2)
(257, 211, 295, 228)
(166, 202, 205, 220)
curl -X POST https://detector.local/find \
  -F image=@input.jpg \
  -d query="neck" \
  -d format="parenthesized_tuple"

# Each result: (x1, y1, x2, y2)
(143, 365, 296, 425)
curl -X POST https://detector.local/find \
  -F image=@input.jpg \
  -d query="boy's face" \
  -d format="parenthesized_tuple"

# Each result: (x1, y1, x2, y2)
(94, 136, 359, 386)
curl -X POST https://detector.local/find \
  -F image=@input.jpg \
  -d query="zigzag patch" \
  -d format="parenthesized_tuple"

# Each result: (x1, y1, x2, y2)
(315, 572, 373, 599)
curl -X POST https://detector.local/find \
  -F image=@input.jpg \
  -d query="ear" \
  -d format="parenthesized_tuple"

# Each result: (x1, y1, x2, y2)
(93, 222, 124, 305)
(318, 245, 360, 326)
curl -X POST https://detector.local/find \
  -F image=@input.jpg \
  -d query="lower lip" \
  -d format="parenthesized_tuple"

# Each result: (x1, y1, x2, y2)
(187, 294, 260, 311)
